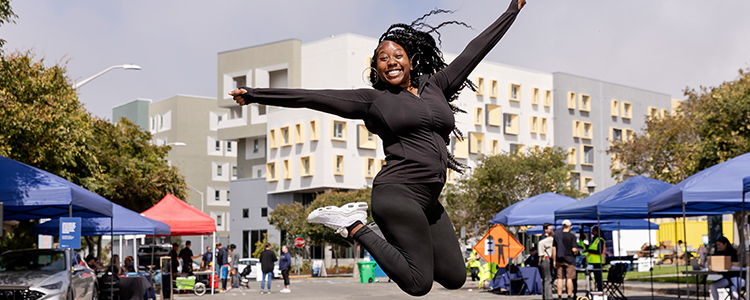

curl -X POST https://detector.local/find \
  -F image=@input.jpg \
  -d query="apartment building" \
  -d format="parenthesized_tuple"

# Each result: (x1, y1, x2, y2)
(113, 95, 236, 244)
(552, 73, 673, 194)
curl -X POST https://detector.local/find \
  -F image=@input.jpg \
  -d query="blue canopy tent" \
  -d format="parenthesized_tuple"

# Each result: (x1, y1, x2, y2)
(0, 156, 113, 220)
(555, 175, 673, 221)
(490, 192, 579, 226)
(648, 152, 750, 216)
(33, 203, 171, 236)
(525, 219, 660, 235)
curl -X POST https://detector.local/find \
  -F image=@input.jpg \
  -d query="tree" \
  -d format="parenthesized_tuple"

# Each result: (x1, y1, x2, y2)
(443, 148, 581, 239)
(0, 0, 17, 51)
(608, 68, 750, 184)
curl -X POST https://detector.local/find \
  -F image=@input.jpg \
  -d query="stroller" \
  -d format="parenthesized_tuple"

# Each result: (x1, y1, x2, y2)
(239, 265, 252, 289)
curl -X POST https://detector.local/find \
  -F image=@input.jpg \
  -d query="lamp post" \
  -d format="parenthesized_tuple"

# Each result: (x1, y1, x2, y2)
(187, 184, 204, 250)
(72, 64, 141, 89)
(586, 181, 597, 195)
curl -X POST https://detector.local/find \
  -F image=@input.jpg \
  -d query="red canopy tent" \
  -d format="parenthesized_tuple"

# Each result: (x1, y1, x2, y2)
(141, 193, 215, 235)
(141, 193, 218, 295)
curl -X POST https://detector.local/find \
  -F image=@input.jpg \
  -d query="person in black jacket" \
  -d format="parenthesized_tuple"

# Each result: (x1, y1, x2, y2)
(230, 0, 526, 296)
(259, 244, 277, 294)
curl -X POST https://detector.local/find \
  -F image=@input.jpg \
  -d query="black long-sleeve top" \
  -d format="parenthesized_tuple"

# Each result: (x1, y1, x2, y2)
(239, 1, 520, 185)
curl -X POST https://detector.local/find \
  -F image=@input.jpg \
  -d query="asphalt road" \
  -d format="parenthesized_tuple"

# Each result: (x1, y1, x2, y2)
(166, 276, 686, 300)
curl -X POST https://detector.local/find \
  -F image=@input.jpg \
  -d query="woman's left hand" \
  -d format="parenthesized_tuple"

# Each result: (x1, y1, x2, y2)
(229, 88, 248, 105)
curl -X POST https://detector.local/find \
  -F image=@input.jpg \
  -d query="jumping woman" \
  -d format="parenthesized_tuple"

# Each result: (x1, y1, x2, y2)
(231, 0, 526, 295)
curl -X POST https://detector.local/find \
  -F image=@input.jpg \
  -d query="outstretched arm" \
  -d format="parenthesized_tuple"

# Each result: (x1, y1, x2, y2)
(230, 87, 378, 120)
(434, 0, 524, 95)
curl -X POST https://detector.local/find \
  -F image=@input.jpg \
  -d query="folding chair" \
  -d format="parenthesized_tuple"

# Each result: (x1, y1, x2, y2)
(508, 264, 529, 295)
(602, 263, 628, 300)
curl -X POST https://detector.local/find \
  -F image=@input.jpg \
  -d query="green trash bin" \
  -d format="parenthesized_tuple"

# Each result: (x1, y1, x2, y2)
(357, 261, 377, 283)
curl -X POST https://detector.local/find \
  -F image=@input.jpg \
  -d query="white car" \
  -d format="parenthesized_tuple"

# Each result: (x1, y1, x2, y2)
(0, 249, 98, 300)
(238, 258, 281, 279)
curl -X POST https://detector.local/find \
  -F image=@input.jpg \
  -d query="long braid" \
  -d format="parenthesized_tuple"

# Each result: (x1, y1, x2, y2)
(368, 9, 473, 174)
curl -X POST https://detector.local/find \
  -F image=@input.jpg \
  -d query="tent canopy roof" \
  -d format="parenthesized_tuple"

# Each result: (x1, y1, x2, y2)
(33, 203, 170, 236)
(141, 194, 215, 235)
(490, 192, 579, 226)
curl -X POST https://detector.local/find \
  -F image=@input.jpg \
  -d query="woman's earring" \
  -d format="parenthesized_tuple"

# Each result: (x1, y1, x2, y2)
(362, 67, 379, 86)
(410, 54, 420, 71)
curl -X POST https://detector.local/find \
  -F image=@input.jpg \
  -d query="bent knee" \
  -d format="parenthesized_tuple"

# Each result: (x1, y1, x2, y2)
(403, 284, 432, 297)
(437, 272, 466, 290)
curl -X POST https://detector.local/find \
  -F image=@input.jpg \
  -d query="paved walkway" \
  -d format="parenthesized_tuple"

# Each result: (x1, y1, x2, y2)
(164, 276, 694, 300)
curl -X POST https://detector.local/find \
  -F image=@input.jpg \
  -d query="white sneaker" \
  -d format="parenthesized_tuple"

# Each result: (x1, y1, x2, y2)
(281, 288, 290, 293)
(307, 202, 368, 237)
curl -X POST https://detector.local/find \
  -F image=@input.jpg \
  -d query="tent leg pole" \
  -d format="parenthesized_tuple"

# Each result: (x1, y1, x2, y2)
(675, 217, 680, 298)
(683, 203, 689, 298)
(649, 214, 654, 300)
(212, 232, 216, 295)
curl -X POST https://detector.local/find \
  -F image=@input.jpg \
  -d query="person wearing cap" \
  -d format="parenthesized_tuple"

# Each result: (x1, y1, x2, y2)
(586, 226, 605, 291)
(85, 254, 103, 271)
(538, 223, 555, 300)
(553, 220, 578, 300)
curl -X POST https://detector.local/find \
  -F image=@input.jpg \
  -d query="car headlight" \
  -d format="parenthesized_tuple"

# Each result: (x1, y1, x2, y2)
(41, 281, 63, 290)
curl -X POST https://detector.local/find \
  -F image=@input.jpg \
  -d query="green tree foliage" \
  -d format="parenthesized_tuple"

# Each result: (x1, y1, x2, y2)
(443, 148, 581, 238)
(252, 233, 278, 259)
(0, 51, 186, 252)
(267, 201, 307, 247)
(0, 0, 17, 51)
(609, 68, 750, 184)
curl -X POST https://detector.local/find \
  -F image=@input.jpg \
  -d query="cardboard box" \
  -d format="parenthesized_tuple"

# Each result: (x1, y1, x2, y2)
(709, 256, 731, 271)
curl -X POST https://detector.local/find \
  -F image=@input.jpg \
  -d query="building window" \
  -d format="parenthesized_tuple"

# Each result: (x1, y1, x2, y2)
(215, 141, 221, 151)
(217, 215, 222, 227)
(530, 116, 539, 134)
(258, 105, 266, 115)
(232, 76, 246, 89)
(582, 122, 593, 139)
(573, 120, 582, 138)
(232, 165, 237, 177)
(332, 121, 347, 141)
(544, 90, 552, 107)
(261, 208, 268, 217)
(611, 128, 623, 144)
(295, 124, 304, 144)
(486, 104, 502, 127)
(583, 177, 594, 193)
(568, 148, 577, 165)
(283, 160, 291, 180)
(509, 83, 521, 102)
(242, 209, 249, 218)
(300, 156, 313, 177)
(611, 100, 619, 117)
(310, 120, 319, 141)
(579, 94, 591, 112)
(510, 143, 525, 154)
(227, 191, 230, 201)
(334, 155, 344, 175)
(269, 129, 278, 149)
(452, 136, 469, 159)
(540, 118, 548, 135)
(365, 158, 376, 178)
(570, 172, 581, 191)
(216, 165, 223, 176)
(475, 77, 485, 96)
(215, 190, 220, 201)
(227, 141, 233, 152)
(532, 88, 539, 105)
(503, 114, 519, 135)
(621, 102, 632, 119)
(489, 80, 498, 98)
(490, 140, 499, 155)
(281, 127, 291, 146)
(469, 132, 484, 154)
(358, 125, 377, 149)
(648, 107, 659, 119)
(253, 139, 259, 153)
(266, 162, 278, 182)
(567, 92, 576, 109)
(474, 107, 483, 126)
(582, 145, 595, 165)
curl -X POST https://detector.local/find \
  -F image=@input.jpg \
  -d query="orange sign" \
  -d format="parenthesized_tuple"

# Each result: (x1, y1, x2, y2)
(473, 224, 525, 266)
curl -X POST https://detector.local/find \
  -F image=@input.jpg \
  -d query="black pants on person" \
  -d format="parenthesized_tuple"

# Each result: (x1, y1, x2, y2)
(352, 183, 466, 296)
(281, 268, 290, 286)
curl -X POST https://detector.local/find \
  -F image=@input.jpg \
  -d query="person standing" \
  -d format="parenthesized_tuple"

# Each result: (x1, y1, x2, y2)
(538, 223, 555, 300)
(586, 226, 605, 291)
(202, 246, 213, 270)
(259, 243, 277, 294)
(229, 244, 240, 289)
(553, 220, 578, 300)
(168, 243, 179, 275)
(279, 245, 292, 293)
(216, 243, 229, 292)
(179, 241, 201, 276)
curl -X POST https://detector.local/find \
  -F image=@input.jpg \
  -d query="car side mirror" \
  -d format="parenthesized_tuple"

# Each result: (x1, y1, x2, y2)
(73, 264, 86, 272)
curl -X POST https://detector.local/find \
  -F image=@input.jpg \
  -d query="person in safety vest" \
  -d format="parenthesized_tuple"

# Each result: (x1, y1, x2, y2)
(468, 249, 481, 282)
(586, 226, 605, 291)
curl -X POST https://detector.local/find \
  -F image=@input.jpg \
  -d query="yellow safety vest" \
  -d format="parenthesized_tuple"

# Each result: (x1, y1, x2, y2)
(468, 250, 481, 268)
(587, 237, 604, 264)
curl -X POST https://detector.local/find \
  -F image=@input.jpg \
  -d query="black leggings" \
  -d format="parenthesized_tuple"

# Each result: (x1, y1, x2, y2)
(352, 183, 465, 296)
(281, 268, 290, 286)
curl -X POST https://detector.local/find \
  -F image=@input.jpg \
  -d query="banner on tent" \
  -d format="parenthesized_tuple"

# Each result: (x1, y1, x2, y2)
(473, 224, 524, 266)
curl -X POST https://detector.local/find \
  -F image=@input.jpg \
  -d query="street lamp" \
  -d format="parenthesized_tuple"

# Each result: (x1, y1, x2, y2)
(187, 184, 204, 249)
(72, 64, 142, 89)
(586, 181, 597, 194)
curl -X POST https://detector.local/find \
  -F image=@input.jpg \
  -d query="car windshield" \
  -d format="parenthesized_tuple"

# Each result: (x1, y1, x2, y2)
(0, 250, 66, 272)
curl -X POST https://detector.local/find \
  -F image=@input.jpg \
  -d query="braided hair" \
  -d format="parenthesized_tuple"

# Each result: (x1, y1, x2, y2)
(368, 9, 474, 174)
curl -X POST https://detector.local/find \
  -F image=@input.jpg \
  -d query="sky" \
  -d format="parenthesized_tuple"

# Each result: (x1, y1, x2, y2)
(2, 0, 749, 121)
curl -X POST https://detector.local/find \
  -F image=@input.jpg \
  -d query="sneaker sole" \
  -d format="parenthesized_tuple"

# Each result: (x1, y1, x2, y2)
(307, 202, 368, 223)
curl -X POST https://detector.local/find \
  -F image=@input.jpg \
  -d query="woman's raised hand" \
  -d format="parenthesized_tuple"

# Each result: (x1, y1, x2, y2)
(229, 88, 248, 105)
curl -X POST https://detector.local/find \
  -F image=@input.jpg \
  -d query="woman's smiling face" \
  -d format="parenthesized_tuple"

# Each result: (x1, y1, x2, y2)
(375, 40, 412, 88)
